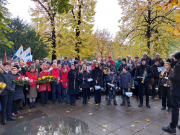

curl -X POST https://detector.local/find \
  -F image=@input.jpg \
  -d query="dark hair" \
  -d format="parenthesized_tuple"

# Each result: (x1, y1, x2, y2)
(93, 62, 102, 70)
(3, 62, 11, 66)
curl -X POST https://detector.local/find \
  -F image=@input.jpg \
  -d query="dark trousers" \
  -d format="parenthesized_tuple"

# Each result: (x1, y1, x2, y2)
(87, 88, 90, 99)
(106, 82, 109, 96)
(23, 88, 27, 106)
(0, 94, 13, 119)
(122, 88, 130, 103)
(41, 91, 49, 104)
(70, 95, 76, 105)
(139, 82, 149, 104)
(12, 99, 21, 113)
(134, 84, 139, 97)
(62, 88, 69, 103)
(162, 86, 171, 108)
(82, 88, 88, 103)
(170, 95, 180, 128)
(94, 88, 101, 103)
(152, 78, 159, 97)
(52, 84, 61, 102)
(108, 86, 116, 102)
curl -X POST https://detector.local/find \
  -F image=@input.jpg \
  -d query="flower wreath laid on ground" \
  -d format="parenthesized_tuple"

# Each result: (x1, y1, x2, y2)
(13, 75, 32, 86)
(35, 76, 56, 84)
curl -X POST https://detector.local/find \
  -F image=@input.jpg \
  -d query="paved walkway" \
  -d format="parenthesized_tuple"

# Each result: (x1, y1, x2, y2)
(0, 95, 178, 135)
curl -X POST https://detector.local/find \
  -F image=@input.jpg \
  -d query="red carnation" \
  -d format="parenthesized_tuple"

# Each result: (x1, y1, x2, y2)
(15, 77, 19, 80)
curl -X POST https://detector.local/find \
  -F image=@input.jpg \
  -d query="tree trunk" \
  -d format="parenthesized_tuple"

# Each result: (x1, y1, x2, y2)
(147, 0, 151, 54)
(51, 13, 56, 61)
(75, 0, 82, 61)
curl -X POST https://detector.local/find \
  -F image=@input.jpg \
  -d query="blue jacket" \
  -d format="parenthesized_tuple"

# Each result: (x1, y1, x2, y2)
(106, 73, 119, 85)
(50, 69, 62, 85)
(120, 72, 132, 89)
(62, 61, 71, 68)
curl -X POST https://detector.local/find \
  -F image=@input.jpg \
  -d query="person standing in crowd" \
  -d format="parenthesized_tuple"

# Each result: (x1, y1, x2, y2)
(62, 63, 70, 72)
(26, 61, 31, 70)
(115, 56, 122, 71)
(167, 55, 176, 69)
(0, 62, 16, 125)
(134, 56, 139, 64)
(152, 53, 164, 67)
(106, 68, 119, 105)
(74, 60, 81, 100)
(91, 60, 96, 69)
(118, 58, 131, 74)
(127, 55, 135, 70)
(26, 65, 38, 108)
(91, 62, 103, 104)
(143, 52, 151, 66)
(61, 67, 69, 104)
(38, 66, 51, 107)
(132, 61, 141, 98)
(83, 60, 88, 65)
(100, 59, 106, 88)
(19, 60, 26, 76)
(79, 65, 90, 104)
(62, 57, 71, 68)
(151, 59, 161, 99)
(120, 66, 132, 107)
(50, 63, 62, 104)
(162, 52, 180, 134)
(67, 64, 79, 106)
(159, 62, 172, 111)
(11, 66, 24, 117)
(135, 58, 153, 108)
(46, 62, 51, 70)
(107, 56, 115, 68)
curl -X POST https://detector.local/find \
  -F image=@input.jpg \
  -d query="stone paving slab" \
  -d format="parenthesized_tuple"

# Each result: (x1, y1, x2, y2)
(0, 95, 179, 135)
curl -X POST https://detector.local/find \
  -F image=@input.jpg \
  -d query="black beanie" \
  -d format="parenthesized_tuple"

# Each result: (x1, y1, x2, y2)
(174, 52, 180, 60)
(122, 58, 126, 62)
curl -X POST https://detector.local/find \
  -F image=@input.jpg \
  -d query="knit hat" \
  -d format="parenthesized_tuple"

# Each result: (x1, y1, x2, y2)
(14, 65, 20, 69)
(174, 52, 180, 60)
(122, 58, 126, 62)
(110, 68, 115, 72)
(74, 60, 78, 64)
(141, 58, 146, 62)
(29, 65, 35, 69)
(123, 66, 127, 71)
(108, 56, 112, 58)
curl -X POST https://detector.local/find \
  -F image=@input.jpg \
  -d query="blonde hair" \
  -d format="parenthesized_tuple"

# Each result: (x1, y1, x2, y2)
(80, 64, 89, 73)
(164, 62, 170, 72)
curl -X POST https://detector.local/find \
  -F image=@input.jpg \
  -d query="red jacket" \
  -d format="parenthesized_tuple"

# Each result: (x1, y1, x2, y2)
(61, 67, 70, 72)
(38, 71, 51, 92)
(26, 72, 38, 87)
(61, 71, 69, 88)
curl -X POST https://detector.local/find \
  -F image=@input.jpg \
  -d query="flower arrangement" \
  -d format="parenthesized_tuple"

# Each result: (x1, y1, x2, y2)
(13, 76, 32, 86)
(35, 76, 56, 84)
(0, 82, 6, 92)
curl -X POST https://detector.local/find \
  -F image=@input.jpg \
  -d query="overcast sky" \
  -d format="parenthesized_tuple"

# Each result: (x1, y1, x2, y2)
(6, 0, 122, 37)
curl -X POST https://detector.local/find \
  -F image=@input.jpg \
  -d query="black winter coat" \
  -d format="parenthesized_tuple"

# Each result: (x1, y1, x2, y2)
(91, 68, 103, 87)
(120, 72, 132, 89)
(13, 74, 24, 101)
(79, 71, 90, 89)
(152, 58, 164, 67)
(0, 70, 16, 96)
(151, 65, 161, 79)
(135, 64, 153, 83)
(67, 69, 79, 95)
(106, 73, 119, 85)
(118, 63, 131, 75)
(158, 69, 172, 87)
(169, 59, 180, 96)
(145, 56, 152, 66)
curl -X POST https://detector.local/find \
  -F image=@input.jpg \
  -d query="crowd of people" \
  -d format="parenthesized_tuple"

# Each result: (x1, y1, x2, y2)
(0, 52, 180, 134)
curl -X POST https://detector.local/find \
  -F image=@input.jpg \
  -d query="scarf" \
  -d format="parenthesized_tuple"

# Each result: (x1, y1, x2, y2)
(52, 68, 60, 82)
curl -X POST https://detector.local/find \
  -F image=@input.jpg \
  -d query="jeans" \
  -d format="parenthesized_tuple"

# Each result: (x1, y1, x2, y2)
(12, 99, 21, 113)
(162, 86, 171, 108)
(41, 91, 49, 104)
(108, 86, 116, 102)
(62, 88, 69, 103)
(152, 78, 159, 97)
(170, 95, 180, 128)
(51, 83, 62, 102)
(139, 82, 149, 104)
(122, 88, 130, 103)
(0, 94, 13, 119)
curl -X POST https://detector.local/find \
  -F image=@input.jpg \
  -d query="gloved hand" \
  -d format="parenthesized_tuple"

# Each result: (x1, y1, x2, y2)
(145, 74, 148, 78)
(135, 81, 138, 86)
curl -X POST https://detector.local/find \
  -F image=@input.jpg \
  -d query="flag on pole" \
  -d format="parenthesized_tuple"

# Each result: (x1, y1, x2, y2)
(13, 45, 23, 62)
(4, 52, 7, 63)
(21, 47, 31, 58)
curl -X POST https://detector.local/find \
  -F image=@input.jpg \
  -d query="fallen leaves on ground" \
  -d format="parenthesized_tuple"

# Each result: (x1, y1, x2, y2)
(135, 121, 140, 123)
(157, 125, 159, 127)
(146, 119, 150, 122)
(28, 113, 32, 115)
(95, 104, 99, 106)
(136, 129, 139, 132)
(130, 124, 135, 127)
(102, 129, 107, 132)
(89, 113, 92, 115)
(88, 102, 91, 104)
(49, 106, 52, 108)
(66, 111, 71, 113)
(27, 110, 31, 112)
(102, 125, 107, 128)
(18, 116, 23, 118)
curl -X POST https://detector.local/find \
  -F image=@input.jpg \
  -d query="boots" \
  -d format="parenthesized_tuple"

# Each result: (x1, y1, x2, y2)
(32, 102, 36, 108)
(120, 102, 125, 106)
(30, 102, 33, 109)
(107, 101, 111, 105)
(114, 101, 117, 105)
(128, 102, 131, 107)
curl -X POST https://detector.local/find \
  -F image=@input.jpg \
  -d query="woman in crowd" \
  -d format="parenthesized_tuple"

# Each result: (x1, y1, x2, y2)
(159, 62, 172, 112)
(91, 62, 103, 104)
(11, 66, 24, 116)
(61, 67, 69, 104)
(38, 66, 51, 107)
(26, 65, 38, 108)
(79, 64, 90, 104)
(67, 64, 79, 106)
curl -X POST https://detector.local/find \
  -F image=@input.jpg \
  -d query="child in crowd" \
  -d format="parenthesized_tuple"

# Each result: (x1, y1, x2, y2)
(61, 67, 69, 104)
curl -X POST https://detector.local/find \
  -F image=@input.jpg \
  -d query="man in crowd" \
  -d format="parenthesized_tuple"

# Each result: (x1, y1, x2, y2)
(107, 56, 115, 68)
(35, 60, 40, 67)
(152, 53, 164, 66)
(83, 60, 88, 65)
(115, 56, 122, 70)
(74, 60, 81, 99)
(135, 58, 153, 108)
(62, 57, 71, 68)
(162, 52, 180, 134)
(0, 62, 16, 125)
(127, 55, 135, 70)
(143, 52, 151, 66)
(167, 55, 176, 68)
(151, 59, 161, 99)
(134, 56, 139, 64)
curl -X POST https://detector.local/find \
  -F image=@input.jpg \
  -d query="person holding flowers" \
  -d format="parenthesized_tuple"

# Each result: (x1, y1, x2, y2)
(38, 66, 51, 107)
(0, 62, 16, 125)
(26, 65, 38, 109)
(11, 66, 24, 117)
(50, 63, 62, 104)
